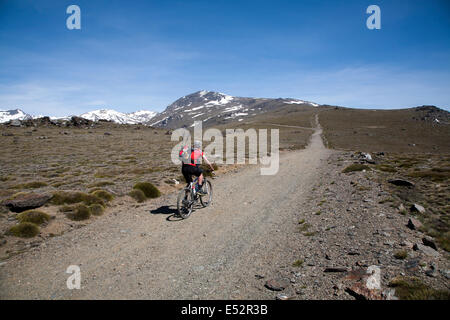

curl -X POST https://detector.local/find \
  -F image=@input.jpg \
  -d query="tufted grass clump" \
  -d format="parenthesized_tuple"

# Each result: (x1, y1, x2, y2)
(6, 191, 28, 200)
(51, 191, 104, 206)
(88, 187, 103, 194)
(298, 222, 311, 232)
(342, 164, 371, 173)
(394, 250, 408, 260)
(389, 276, 450, 300)
(408, 168, 450, 182)
(375, 164, 397, 173)
(12, 181, 48, 189)
(8, 222, 40, 238)
(88, 181, 115, 188)
(133, 182, 160, 199)
(90, 190, 114, 202)
(63, 204, 91, 221)
(293, 259, 304, 267)
(129, 189, 146, 203)
(89, 203, 105, 216)
(17, 210, 50, 225)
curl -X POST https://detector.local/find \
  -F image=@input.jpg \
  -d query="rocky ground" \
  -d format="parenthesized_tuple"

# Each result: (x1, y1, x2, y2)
(0, 119, 448, 300)
(282, 151, 449, 299)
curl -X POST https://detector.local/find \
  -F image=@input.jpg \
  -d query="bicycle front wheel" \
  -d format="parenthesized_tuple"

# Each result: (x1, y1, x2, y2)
(199, 180, 213, 207)
(177, 188, 194, 219)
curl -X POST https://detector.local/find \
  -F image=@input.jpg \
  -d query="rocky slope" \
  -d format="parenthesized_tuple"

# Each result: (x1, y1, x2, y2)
(147, 90, 319, 128)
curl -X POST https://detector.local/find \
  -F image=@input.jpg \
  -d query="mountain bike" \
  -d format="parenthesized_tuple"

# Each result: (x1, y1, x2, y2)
(177, 173, 213, 219)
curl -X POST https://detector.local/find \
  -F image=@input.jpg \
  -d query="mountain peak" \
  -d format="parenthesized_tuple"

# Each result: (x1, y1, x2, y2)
(0, 108, 32, 123)
(148, 91, 321, 128)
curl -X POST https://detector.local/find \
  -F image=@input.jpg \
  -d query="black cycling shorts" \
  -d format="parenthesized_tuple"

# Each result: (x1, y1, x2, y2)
(181, 164, 203, 183)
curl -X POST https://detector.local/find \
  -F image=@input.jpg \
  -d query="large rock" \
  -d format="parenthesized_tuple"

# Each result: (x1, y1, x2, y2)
(264, 278, 290, 291)
(410, 204, 426, 214)
(404, 258, 421, 272)
(343, 266, 391, 300)
(422, 237, 438, 251)
(69, 116, 91, 127)
(324, 267, 348, 273)
(346, 282, 384, 300)
(413, 243, 439, 258)
(407, 218, 423, 230)
(2, 193, 52, 212)
(9, 119, 21, 127)
(388, 179, 415, 187)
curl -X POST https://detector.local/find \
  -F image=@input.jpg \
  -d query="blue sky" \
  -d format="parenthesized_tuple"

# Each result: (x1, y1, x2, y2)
(0, 0, 449, 116)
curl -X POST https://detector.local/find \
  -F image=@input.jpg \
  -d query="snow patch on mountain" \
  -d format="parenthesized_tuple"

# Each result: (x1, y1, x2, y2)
(0, 109, 32, 123)
(79, 109, 157, 124)
(284, 99, 319, 107)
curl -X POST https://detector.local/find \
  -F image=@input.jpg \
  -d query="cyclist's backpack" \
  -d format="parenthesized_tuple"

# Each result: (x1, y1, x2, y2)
(179, 145, 191, 164)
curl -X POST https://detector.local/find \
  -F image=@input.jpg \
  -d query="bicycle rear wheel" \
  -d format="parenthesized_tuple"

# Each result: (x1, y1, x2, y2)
(177, 188, 194, 219)
(199, 180, 212, 207)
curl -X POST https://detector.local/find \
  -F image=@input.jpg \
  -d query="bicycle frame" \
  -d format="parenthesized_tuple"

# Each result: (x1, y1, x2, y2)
(177, 174, 213, 219)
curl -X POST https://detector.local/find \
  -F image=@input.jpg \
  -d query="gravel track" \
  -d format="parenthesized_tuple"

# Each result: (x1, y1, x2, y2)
(0, 121, 332, 299)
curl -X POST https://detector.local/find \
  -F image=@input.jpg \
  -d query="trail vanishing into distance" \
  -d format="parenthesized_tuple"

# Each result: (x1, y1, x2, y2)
(0, 119, 332, 299)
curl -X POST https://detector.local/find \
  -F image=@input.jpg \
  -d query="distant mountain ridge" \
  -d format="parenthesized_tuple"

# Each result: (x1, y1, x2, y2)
(0, 109, 32, 123)
(2, 92, 447, 127)
(0, 108, 157, 124)
(79, 109, 157, 125)
(147, 90, 320, 128)
(0, 91, 320, 126)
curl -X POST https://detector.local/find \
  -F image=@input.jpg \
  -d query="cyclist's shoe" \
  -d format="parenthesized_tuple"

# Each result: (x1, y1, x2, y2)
(197, 188, 208, 196)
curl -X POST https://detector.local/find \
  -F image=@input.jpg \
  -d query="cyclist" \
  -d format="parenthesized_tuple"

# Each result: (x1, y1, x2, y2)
(181, 140, 214, 195)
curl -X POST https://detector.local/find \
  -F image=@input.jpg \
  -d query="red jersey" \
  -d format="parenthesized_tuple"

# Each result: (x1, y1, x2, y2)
(188, 149, 203, 166)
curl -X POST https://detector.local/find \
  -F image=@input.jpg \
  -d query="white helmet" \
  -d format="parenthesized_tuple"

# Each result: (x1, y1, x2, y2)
(193, 140, 201, 149)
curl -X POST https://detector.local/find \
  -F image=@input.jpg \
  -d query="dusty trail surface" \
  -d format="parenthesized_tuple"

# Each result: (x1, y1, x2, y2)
(0, 123, 331, 299)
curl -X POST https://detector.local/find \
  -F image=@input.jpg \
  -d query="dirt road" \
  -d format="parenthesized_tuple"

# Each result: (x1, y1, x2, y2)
(0, 121, 332, 299)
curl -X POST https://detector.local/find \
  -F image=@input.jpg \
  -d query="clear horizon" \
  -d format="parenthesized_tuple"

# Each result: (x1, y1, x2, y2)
(1, 0, 450, 116)
(1, 89, 449, 118)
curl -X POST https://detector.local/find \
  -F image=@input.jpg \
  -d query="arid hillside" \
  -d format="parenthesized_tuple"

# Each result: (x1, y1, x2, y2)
(319, 106, 450, 154)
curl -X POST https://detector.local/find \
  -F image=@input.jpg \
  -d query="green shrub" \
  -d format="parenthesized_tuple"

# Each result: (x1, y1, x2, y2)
(133, 182, 160, 198)
(51, 191, 104, 206)
(342, 164, 371, 173)
(129, 189, 146, 203)
(8, 222, 40, 238)
(90, 190, 114, 202)
(89, 203, 105, 216)
(17, 210, 50, 225)
(65, 204, 91, 221)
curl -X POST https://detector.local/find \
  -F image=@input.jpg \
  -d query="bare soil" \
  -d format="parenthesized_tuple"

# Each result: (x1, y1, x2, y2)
(0, 113, 448, 299)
